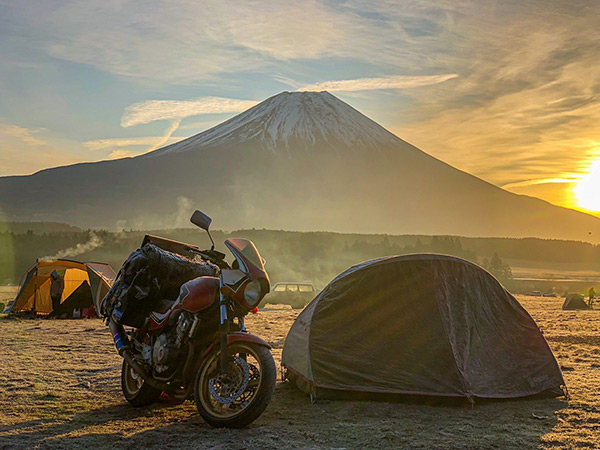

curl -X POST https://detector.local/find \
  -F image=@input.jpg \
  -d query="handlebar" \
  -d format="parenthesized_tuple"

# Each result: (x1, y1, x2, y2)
(184, 246, 230, 269)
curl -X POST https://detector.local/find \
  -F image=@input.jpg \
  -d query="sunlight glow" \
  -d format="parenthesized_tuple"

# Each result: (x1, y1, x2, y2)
(573, 160, 600, 212)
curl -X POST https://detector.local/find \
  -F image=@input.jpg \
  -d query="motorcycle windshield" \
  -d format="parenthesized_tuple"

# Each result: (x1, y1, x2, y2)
(224, 238, 266, 274)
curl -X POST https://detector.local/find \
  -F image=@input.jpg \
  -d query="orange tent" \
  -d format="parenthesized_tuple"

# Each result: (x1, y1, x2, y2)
(4, 259, 116, 317)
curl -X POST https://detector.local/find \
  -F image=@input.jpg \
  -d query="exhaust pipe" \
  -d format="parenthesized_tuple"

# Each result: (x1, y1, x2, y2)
(108, 319, 129, 355)
(121, 348, 177, 393)
(109, 319, 179, 395)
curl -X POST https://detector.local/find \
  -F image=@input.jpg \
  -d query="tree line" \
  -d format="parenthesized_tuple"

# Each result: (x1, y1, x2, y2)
(1, 225, 599, 292)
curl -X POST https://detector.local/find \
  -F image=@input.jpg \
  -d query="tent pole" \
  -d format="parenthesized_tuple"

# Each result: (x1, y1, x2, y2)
(33, 263, 38, 314)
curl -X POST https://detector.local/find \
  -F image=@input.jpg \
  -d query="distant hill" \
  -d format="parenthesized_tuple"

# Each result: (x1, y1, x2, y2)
(1, 91, 599, 242)
(0, 221, 83, 234)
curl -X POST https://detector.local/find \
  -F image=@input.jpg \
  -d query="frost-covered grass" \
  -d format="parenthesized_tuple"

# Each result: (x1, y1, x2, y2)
(0, 295, 598, 449)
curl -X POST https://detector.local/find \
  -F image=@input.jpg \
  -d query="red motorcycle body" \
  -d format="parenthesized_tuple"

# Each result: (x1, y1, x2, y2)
(149, 276, 219, 331)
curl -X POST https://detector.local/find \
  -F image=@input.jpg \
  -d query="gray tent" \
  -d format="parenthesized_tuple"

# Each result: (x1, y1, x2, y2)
(282, 254, 565, 401)
(562, 293, 589, 310)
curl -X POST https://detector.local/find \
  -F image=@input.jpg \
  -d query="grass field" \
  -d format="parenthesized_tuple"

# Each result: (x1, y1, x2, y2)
(0, 291, 599, 449)
(0, 286, 16, 311)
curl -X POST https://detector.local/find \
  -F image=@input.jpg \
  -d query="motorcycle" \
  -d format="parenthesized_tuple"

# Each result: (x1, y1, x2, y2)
(104, 210, 276, 428)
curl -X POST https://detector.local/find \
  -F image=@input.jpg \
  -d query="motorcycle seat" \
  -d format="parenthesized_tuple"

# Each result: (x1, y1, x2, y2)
(153, 298, 176, 315)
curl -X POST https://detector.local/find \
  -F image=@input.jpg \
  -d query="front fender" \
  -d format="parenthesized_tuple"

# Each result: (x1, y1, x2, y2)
(200, 332, 271, 358)
(227, 331, 271, 349)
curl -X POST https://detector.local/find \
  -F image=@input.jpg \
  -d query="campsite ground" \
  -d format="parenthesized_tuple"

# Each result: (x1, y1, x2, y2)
(0, 290, 599, 449)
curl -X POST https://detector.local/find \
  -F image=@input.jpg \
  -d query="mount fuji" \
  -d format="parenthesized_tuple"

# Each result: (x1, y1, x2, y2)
(1, 91, 599, 241)
(147, 91, 399, 157)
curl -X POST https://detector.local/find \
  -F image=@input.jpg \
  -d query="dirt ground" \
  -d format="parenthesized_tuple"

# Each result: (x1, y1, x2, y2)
(1, 291, 599, 449)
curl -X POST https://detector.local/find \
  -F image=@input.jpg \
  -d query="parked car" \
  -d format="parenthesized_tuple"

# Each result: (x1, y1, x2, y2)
(260, 282, 317, 309)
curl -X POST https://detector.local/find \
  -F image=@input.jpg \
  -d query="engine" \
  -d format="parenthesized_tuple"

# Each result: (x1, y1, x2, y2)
(151, 311, 194, 376)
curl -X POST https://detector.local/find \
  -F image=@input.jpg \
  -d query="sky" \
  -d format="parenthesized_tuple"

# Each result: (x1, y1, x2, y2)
(1, 0, 599, 214)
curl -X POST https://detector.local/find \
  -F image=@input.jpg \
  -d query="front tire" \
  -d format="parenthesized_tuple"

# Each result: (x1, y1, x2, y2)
(121, 360, 162, 406)
(194, 342, 276, 428)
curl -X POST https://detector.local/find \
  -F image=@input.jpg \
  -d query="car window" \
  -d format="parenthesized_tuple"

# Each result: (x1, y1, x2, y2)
(286, 284, 299, 292)
(299, 285, 313, 292)
(273, 284, 286, 292)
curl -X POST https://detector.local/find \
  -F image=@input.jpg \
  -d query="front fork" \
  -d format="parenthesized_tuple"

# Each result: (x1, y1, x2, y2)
(219, 293, 230, 373)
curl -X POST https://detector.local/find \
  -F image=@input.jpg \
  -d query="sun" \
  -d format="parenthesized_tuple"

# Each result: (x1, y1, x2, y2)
(573, 160, 600, 212)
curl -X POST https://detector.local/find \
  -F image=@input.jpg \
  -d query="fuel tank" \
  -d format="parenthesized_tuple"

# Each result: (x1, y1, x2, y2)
(176, 276, 220, 313)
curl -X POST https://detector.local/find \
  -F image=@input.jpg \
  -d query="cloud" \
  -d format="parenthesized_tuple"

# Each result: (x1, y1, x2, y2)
(223, 1, 347, 60)
(121, 97, 259, 127)
(0, 123, 46, 146)
(178, 120, 222, 131)
(384, 1, 600, 210)
(83, 137, 180, 151)
(109, 97, 257, 158)
(83, 135, 184, 159)
(78, 96, 256, 163)
(146, 119, 182, 152)
(396, 59, 600, 189)
(501, 178, 577, 190)
(106, 149, 147, 159)
(0, 123, 85, 176)
(299, 74, 458, 92)
(272, 75, 304, 90)
(2, 1, 351, 82)
(83, 125, 185, 159)
(0, 1, 485, 84)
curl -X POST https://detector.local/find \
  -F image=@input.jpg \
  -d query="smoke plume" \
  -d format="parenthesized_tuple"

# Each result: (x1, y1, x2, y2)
(42, 232, 104, 260)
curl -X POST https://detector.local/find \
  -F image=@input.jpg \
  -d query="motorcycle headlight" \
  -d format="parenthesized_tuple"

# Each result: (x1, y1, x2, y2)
(244, 279, 264, 307)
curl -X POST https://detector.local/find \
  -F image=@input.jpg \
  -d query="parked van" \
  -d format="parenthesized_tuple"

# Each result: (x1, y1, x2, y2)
(261, 282, 317, 309)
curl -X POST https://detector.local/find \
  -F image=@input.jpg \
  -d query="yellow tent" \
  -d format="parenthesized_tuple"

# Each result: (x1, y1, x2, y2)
(5, 259, 116, 317)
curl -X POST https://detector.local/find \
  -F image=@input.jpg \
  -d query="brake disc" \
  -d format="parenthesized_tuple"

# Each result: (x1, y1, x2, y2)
(208, 356, 250, 408)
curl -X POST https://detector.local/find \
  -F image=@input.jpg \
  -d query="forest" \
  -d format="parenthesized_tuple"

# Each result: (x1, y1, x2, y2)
(1, 222, 599, 294)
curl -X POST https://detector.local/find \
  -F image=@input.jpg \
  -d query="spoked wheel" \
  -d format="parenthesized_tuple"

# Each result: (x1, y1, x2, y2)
(121, 360, 161, 406)
(194, 342, 276, 428)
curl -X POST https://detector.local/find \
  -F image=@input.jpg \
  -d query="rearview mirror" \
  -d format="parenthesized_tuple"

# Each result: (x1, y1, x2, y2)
(190, 210, 212, 231)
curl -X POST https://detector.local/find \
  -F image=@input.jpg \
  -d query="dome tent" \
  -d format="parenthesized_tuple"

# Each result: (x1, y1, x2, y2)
(562, 293, 589, 310)
(282, 254, 565, 401)
(4, 259, 116, 317)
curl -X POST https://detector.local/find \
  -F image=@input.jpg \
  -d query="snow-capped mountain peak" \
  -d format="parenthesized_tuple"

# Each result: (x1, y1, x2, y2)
(147, 91, 401, 157)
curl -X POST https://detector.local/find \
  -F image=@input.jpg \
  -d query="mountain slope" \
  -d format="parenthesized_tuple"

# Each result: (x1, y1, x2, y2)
(1, 91, 599, 242)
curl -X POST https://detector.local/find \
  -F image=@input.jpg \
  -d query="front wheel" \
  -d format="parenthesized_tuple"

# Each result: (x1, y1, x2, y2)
(121, 360, 162, 406)
(194, 342, 276, 428)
